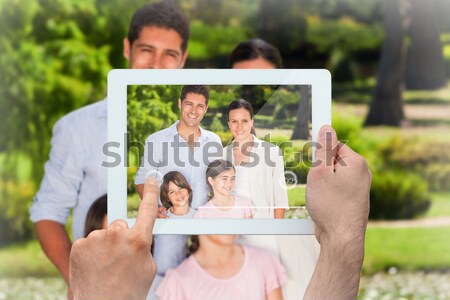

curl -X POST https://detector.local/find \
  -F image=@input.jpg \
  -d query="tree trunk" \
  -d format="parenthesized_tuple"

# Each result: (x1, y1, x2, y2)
(291, 86, 310, 140)
(365, 0, 406, 127)
(405, 0, 446, 90)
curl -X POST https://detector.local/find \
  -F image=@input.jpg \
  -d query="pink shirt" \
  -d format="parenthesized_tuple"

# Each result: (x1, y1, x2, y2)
(193, 196, 254, 219)
(156, 246, 287, 300)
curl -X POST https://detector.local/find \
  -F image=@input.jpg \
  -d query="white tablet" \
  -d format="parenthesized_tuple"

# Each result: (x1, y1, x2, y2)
(106, 69, 331, 234)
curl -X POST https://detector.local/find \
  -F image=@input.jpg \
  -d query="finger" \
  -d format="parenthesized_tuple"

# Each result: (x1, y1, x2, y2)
(133, 177, 159, 242)
(314, 125, 338, 171)
(108, 219, 129, 231)
(334, 142, 358, 168)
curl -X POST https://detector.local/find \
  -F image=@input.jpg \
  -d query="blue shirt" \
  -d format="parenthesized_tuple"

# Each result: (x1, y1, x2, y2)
(30, 100, 107, 240)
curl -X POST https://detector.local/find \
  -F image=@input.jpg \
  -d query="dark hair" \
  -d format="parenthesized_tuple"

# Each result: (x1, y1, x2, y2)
(227, 99, 256, 135)
(205, 159, 235, 199)
(228, 39, 283, 69)
(180, 85, 209, 105)
(84, 194, 107, 237)
(188, 235, 199, 256)
(127, 1, 190, 53)
(160, 171, 193, 209)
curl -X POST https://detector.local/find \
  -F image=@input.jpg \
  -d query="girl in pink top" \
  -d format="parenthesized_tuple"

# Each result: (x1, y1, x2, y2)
(156, 235, 286, 300)
(194, 159, 254, 219)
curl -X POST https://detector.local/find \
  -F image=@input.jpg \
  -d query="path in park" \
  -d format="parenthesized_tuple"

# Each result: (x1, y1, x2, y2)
(369, 216, 450, 228)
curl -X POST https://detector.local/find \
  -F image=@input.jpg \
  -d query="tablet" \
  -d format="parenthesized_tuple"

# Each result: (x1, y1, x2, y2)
(107, 69, 331, 234)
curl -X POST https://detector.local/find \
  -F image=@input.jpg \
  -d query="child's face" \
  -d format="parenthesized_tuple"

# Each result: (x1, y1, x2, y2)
(167, 181, 190, 208)
(208, 169, 236, 197)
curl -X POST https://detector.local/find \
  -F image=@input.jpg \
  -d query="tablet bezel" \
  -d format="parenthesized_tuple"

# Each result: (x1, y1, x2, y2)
(107, 69, 331, 234)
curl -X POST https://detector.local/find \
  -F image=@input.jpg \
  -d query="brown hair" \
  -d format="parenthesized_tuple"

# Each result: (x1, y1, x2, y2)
(160, 171, 193, 209)
(228, 38, 283, 69)
(187, 235, 200, 256)
(205, 159, 235, 199)
(84, 194, 107, 237)
(127, 1, 190, 53)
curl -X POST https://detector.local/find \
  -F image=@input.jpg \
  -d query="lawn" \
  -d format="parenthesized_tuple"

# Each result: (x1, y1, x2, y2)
(425, 192, 450, 218)
(0, 241, 59, 277)
(363, 226, 450, 275)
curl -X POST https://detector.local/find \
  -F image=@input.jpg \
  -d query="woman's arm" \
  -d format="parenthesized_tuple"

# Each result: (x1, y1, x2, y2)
(274, 208, 285, 219)
(271, 145, 289, 217)
(266, 287, 283, 300)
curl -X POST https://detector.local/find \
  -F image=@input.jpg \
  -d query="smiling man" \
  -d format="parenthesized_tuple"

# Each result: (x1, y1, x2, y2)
(29, 2, 189, 299)
(134, 85, 222, 296)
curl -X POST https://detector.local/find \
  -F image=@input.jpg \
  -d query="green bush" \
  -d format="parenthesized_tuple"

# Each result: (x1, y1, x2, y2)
(0, 180, 35, 246)
(288, 162, 310, 184)
(332, 110, 362, 144)
(370, 170, 431, 220)
(376, 136, 450, 192)
(127, 166, 138, 195)
(216, 131, 233, 147)
(424, 164, 450, 192)
(209, 116, 225, 132)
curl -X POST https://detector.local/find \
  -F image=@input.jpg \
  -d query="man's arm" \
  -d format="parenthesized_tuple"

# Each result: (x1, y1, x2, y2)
(272, 145, 289, 218)
(30, 116, 85, 300)
(35, 221, 72, 295)
(304, 235, 364, 300)
(304, 125, 371, 300)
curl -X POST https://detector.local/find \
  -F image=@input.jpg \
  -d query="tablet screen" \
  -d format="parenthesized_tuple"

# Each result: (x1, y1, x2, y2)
(107, 70, 330, 234)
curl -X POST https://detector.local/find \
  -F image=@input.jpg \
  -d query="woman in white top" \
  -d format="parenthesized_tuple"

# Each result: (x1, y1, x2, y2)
(228, 39, 320, 300)
(224, 99, 289, 218)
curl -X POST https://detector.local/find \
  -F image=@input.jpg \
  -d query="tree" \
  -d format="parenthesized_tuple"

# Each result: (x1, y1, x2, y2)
(405, 0, 446, 90)
(291, 86, 310, 140)
(364, 0, 407, 126)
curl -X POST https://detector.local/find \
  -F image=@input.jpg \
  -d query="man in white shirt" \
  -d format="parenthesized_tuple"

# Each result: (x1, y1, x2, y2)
(134, 85, 222, 294)
(29, 2, 189, 298)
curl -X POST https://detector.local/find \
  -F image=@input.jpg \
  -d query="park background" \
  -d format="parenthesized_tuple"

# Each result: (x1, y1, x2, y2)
(1, 0, 450, 299)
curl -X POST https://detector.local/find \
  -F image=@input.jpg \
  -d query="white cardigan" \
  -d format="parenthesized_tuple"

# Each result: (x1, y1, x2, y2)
(223, 136, 289, 218)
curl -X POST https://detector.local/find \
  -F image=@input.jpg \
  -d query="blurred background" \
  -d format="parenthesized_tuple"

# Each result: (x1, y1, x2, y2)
(1, 0, 450, 299)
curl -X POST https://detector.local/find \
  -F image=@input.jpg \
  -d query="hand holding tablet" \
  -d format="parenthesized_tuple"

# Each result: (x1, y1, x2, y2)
(70, 125, 372, 300)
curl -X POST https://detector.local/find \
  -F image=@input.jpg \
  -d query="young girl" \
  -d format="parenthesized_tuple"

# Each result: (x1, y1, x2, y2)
(160, 171, 196, 218)
(156, 235, 286, 300)
(194, 159, 253, 219)
(84, 194, 107, 237)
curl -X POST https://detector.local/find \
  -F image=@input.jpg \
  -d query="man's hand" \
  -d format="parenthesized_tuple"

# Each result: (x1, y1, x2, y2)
(70, 177, 159, 300)
(304, 125, 371, 300)
(306, 125, 371, 245)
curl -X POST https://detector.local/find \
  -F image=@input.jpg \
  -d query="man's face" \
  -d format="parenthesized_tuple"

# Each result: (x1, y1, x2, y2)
(178, 93, 208, 129)
(123, 26, 187, 69)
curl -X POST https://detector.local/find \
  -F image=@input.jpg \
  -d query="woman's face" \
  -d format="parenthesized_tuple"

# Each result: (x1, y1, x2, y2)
(208, 168, 236, 198)
(167, 181, 190, 208)
(228, 108, 254, 142)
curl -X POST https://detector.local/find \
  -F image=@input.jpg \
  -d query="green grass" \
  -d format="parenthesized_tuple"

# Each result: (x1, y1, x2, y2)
(0, 241, 59, 277)
(288, 185, 306, 207)
(425, 192, 450, 218)
(363, 226, 450, 275)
